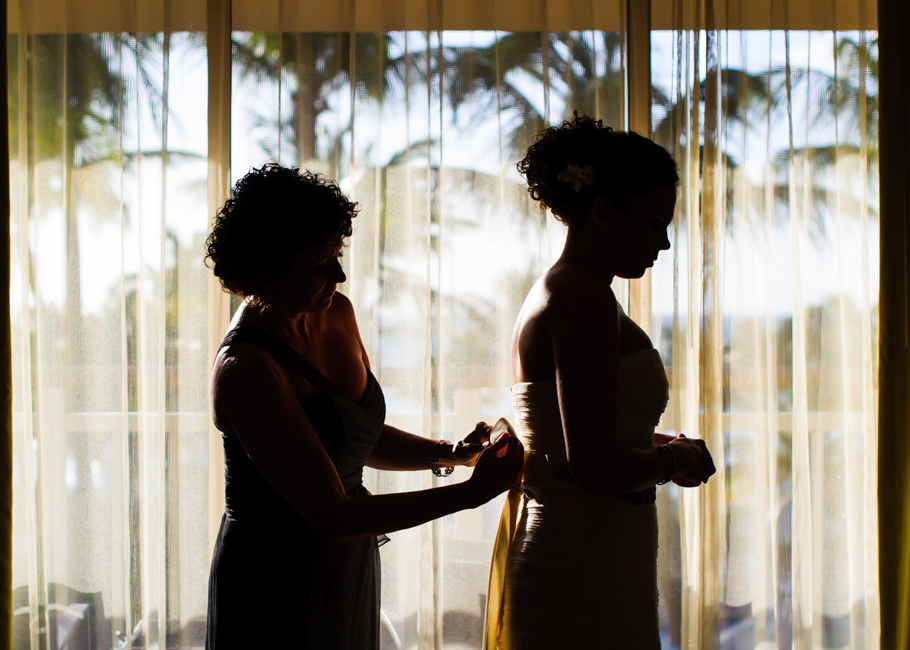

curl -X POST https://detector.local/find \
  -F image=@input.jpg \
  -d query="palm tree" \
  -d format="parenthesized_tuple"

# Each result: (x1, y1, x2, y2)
(824, 34, 878, 151)
(232, 31, 415, 169)
(9, 32, 169, 351)
(441, 31, 628, 157)
(11, 33, 127, 379)
(9, 31, 175, 645)
(769, 35, 879, 229)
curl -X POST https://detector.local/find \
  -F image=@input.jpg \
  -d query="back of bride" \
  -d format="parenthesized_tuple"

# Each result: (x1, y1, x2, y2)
(484, 114, 716, 649)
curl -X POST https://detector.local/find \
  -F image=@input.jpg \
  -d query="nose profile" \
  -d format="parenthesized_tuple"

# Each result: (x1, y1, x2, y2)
(335, 257, 347, 283)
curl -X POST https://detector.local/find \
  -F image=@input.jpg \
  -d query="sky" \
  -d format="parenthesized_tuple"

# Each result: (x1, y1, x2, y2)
(11, 28, 879, 322)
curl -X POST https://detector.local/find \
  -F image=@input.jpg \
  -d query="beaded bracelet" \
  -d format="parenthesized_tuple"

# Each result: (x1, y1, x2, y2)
(431, 440, 454, 477)
(656, 443, 677, 485)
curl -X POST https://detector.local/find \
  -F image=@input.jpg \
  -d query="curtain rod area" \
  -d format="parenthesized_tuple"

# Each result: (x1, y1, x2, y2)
(8, 0, 876, 34)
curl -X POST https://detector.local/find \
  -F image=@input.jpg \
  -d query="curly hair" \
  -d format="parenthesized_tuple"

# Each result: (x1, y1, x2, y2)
(518, 113, 679, 226)
(205, 164, 358, 310)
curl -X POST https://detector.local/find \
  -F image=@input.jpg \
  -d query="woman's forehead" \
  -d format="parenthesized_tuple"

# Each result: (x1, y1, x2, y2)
(298, 238, 342, 258)
(641, 184, 678, 211)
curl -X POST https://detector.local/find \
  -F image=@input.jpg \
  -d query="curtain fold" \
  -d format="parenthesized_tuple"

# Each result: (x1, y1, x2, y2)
(7, 0, 883, 648)
(654, 1, 880, 647)
(1, 0, 11, 645)
(876, 0, 910, 647)
(205, 0, 231, 559)
(9, 0, 213, 646)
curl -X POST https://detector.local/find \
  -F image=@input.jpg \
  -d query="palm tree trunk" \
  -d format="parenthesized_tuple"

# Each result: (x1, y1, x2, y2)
(63, 140, 91, 603)
(64, 161, 83, 396)
(293, 33, 318, 164)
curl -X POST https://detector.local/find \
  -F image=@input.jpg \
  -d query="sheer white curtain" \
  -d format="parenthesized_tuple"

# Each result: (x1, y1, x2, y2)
(9, 0, 880, 648)
(650, 0, 879, 647)
(9, 0, 212, 647)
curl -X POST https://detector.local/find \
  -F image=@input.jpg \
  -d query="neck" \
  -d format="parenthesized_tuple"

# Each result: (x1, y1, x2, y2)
(558, 221, 615, 282)
(237, 301, 319, 347)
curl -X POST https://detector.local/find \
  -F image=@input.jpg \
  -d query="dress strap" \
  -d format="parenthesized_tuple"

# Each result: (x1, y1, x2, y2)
(220, 326, 338, 395)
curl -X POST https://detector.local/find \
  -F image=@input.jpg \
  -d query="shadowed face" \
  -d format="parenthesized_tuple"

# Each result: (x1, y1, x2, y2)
(263, 239, 347, 314)
(599, 184, 676, 279)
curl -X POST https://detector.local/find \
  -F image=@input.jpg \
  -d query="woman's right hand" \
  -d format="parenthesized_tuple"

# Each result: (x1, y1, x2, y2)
(667, 433, 716, 486)
(466, 433, 524, 504)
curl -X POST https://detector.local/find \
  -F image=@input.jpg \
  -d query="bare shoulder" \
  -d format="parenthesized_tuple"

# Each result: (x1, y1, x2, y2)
(213, 340, 278, 386)
(513, 265, 619, 382)
(544, 265, 621, 375)
(327, 290, 356, 322)
(211, 340, 288, 430)
(324, 291, 364, 343)
(541, 264, 618, 325)
(325, 291, 371, 364)
(515, 267, 594, 325)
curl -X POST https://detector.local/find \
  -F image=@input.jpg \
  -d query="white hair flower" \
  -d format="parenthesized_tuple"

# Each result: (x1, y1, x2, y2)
(556, 162, 596, 192)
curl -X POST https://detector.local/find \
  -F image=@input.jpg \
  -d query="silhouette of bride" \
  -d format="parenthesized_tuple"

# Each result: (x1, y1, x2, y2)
(484, 115, 716, 649)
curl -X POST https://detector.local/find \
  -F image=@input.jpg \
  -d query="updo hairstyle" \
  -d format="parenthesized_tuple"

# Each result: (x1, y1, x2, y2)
(205, 163, 357, 309)
(518, 113, 679, 226)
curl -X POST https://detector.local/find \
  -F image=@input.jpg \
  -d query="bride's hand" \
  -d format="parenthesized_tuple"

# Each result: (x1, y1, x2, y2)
(671, 475, 702, 488)
(667, 433, 716, 486)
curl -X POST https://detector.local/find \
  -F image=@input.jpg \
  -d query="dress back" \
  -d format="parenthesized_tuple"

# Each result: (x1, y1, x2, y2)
(484, 348, 669, 649)
(512, 348, 669, 497)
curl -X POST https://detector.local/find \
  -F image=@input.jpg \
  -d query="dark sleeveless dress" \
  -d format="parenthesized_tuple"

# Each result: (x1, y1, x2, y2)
(205, 326, 387, 649)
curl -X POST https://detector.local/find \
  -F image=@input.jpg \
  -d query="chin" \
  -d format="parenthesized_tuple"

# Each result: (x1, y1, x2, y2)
(297, 294, 334, 313)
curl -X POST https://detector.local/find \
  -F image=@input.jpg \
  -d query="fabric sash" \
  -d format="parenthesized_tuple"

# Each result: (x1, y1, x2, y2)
(483, 485, 526, 650)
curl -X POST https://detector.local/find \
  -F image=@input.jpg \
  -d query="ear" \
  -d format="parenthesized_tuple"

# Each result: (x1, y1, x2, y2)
(590, 194, 615, 229)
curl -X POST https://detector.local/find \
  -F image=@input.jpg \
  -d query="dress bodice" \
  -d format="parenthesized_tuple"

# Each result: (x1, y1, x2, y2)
(219, 325, 387, 522)
(510, 348, 669, 494)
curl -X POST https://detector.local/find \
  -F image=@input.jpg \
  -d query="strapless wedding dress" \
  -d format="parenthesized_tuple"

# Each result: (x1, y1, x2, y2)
(484, 349, 669, 649)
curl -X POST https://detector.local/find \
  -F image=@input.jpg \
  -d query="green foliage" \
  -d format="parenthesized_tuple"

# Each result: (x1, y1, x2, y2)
(443, 31, 626, 156)
(8, 33, 163, 166)
(232, 31, 411, 163)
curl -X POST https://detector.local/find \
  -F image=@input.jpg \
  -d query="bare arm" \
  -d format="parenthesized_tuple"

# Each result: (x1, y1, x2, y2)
(548, 279, 701, 494)
(213, 349, 521, 542)
(365, 425, 439, 471)
(366, 423, 490, 471)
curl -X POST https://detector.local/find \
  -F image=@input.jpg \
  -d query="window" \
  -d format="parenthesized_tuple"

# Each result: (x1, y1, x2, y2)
(9, 1, 880, 647)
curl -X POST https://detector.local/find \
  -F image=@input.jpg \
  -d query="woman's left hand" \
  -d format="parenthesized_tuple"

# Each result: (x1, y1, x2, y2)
(654, 432, 711, 487)
(451, 422, 494, 467)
